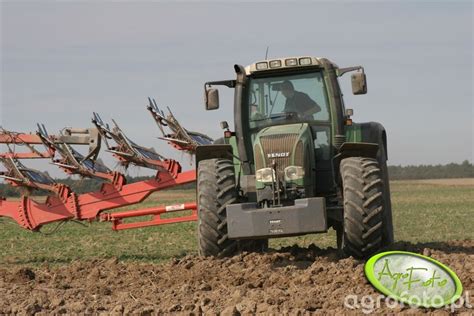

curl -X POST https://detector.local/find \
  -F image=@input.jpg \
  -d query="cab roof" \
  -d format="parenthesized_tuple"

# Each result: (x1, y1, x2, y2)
(244, 56, 338, 75)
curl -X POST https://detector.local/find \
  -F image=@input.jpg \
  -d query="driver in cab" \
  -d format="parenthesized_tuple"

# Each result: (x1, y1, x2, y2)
(281, 80, 321, 119)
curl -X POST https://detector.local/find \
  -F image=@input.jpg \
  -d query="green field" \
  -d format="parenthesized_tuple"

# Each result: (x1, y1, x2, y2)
(0, 180, 472, 265)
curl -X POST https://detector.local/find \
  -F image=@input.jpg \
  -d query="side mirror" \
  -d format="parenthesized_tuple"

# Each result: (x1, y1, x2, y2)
(351, 72, 367, 95)
(204, 88, 220, 110)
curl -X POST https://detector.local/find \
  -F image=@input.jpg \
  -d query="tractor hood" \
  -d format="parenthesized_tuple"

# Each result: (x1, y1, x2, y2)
(253, 123, 314, 187)
(256, 123, 309, 138)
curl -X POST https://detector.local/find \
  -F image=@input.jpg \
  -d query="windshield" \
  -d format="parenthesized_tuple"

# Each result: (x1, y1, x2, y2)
(247, 71, 330, 129)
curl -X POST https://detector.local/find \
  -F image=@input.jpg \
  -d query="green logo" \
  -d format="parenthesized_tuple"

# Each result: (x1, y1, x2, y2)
(365, 251, 463, 308)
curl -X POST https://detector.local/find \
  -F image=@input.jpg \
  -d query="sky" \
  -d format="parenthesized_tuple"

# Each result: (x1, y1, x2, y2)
(0, 1, 473, 178)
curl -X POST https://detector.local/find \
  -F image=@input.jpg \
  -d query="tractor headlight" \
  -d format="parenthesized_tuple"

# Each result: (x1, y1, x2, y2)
(256, 168, 275, 183)
(256, 62, 269, 70)
(299, 57, 312, 66)
(285, 58, 298, 66)
(269, 60, 282, 68)
(284, 166, 305, 181)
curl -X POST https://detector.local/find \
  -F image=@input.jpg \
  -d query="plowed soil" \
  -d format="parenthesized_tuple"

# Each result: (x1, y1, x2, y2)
(0, 240, 472, 315)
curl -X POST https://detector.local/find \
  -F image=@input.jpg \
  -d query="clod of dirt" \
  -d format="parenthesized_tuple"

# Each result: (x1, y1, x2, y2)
(0, 240, 472, 314)
(8, 268, 35, 283)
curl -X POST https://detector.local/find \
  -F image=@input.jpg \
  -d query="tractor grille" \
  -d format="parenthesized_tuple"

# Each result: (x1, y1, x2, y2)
(257, 133, 300, 177)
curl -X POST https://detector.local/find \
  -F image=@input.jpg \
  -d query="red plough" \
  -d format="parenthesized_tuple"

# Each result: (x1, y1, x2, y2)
(147, 98, 214, 153)
(0, 101, 206, 232)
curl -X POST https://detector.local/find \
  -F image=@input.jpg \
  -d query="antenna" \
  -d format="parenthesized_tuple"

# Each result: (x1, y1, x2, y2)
(265, 46, 269, 60)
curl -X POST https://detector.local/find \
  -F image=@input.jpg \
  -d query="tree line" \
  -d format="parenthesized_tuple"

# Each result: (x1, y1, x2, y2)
(387, 160, 473, 180)
(0, 161, 472, 197)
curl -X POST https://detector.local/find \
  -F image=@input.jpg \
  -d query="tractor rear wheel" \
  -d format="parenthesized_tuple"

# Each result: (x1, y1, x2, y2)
(340, 157, 390, 258)
(197, 158, 267, 257)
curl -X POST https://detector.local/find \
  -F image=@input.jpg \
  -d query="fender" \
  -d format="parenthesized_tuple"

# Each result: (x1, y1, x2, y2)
(195, 144, 234, 167)
(335, 121, 389, 185)
(336, 142, 379, 160)
(346, 121, 388, 161)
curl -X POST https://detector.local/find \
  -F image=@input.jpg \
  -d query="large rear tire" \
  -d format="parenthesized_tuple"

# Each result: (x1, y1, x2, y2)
(197, 158, 267, 257)
(340, 157, 391, 258)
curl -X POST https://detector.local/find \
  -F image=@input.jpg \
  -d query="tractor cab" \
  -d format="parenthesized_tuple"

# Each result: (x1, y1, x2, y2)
(203, 57, 367, 205)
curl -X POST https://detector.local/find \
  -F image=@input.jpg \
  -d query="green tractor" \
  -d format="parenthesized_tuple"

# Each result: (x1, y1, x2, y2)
(196, 56, 393, 258)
